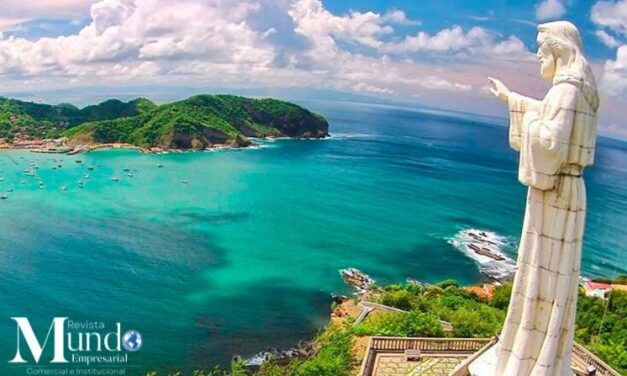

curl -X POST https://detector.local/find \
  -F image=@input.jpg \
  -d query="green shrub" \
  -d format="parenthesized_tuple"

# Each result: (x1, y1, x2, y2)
(437, 279, 459, 289)
(380, 289, 414, 311)
(352, 310, 444, 337)
(294, 326, 354, 376)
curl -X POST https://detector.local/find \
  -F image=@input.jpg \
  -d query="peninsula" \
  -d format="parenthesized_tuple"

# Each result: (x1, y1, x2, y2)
(0, 94, 329, 151)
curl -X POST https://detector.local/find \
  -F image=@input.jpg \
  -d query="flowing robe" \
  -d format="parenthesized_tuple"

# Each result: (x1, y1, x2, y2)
(493, 78, 598, 376)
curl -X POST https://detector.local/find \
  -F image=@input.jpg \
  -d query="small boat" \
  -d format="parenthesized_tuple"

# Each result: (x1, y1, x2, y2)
(75, 160, 82, 164)
(182, 179, 189, 184)
(83, 173, 90, 179)
(112, 176, 120, 182)
(123, 168, 130, 172)
(0, 194, 7, 200)
(0, 177, 4, 182)
(60, 185, 67, 191)
(77, 181, 84, 188)
(157, 164, 164, 168)
(20, 180, 26, 185)
(39, 184, 45, 190)
(87, 166, 95, 171)
(57, 164, 62, 168)
(6, 188, 14, 192)
(127, 172, 134, 177)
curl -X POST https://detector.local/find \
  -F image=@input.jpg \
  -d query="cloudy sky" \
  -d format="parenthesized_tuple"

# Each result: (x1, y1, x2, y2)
(0, 0, 626, 139)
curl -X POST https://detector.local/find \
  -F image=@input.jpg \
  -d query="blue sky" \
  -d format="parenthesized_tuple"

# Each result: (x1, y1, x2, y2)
(0, 0, 625, 138)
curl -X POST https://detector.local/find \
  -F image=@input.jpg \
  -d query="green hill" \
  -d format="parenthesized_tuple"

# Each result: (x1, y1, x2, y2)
(0, 96, 155, 140)
(0, 94, 329, 150)
(64, 95, 329, 149)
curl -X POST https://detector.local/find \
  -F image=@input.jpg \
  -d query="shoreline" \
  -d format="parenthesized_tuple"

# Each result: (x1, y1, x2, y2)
(0, 135, 329, 155)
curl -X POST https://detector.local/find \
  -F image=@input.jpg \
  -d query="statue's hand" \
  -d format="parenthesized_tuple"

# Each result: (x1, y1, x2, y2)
(488, 77, 511, 104)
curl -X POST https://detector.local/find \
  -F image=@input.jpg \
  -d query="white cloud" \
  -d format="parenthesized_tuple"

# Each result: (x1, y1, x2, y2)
(420, 76, 473, 91)
(288, 0, 393, 50)
(0, 0, 96, 31)
(379, 25, 530, 58)
(354, 82, 396, 95)
(600, 44, 627, 97)
(596, 30, 621, 48)
(382, 10, 420, 26)
(381, 26, 490, 53)
(0, 17, 28, 32)
(591, 0, 627, 36)
(535, 0, 566, 21)
(0, 0, 275, 77)
(1, 0, 623, 137)
(286, 1, 485, 95)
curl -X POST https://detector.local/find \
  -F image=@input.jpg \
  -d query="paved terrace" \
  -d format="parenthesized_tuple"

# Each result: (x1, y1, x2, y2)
(358, 337, 622, 376)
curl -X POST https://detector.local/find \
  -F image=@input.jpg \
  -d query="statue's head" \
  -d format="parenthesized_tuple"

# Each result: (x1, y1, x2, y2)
(537, 20, 599, 110)
(536, 21, 582, 80)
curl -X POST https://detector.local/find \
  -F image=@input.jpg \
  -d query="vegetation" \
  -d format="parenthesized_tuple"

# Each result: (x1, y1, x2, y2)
(0, 96, 154, 140)
(575, 277, 627, 374)
(352, 310, 444, 337)
(0, 94, 329, 149)
(144, 276, 627, 376)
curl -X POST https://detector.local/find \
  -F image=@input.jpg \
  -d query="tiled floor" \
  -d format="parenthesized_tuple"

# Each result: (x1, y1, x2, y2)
(372, 354, 465, 376)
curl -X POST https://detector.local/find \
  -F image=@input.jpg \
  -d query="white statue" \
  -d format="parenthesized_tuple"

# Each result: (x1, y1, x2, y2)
(470, 21, 599, 376)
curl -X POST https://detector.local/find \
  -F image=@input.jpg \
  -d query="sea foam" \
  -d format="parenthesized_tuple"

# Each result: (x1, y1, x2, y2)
(447, 228, 517, 281)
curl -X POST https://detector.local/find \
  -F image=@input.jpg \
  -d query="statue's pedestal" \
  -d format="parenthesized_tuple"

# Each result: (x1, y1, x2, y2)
(468, 343, 497, 376)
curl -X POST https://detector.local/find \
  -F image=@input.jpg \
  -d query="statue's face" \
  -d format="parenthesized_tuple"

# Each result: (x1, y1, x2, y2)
(537, 32, 556, 80)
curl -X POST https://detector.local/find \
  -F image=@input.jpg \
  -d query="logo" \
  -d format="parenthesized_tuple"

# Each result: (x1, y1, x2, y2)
(122, 330, 143, 352)
(9, 317, 142, 366)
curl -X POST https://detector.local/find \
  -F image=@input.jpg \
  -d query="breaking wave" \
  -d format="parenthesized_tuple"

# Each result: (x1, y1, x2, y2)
(447, 228, 517, 281)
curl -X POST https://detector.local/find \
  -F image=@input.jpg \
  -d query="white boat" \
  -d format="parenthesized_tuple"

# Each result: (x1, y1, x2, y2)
(0, 194, 7, 200)
(112, 176, 120, 182)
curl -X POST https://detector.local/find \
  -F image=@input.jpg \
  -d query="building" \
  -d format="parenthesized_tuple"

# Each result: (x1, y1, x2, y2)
(583, 281, 612, 299)
(582, 281, 627, 299)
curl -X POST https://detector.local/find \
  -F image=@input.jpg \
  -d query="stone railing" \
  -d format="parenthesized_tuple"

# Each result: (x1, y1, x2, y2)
(359, 336, 622, 376)
(359, 337, 491, 376)
(369, 337, 490, 352)
(572, 342, 622, 376)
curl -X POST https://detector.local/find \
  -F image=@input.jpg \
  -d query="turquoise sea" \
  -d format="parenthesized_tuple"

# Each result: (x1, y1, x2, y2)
(0, 99, 625, 374)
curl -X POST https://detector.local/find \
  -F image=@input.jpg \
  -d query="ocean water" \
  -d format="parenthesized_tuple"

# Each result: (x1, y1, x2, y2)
(0, 100, 625, 374)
